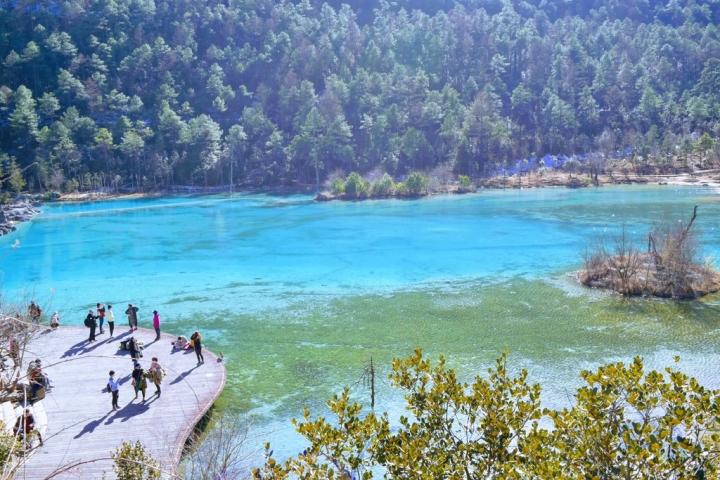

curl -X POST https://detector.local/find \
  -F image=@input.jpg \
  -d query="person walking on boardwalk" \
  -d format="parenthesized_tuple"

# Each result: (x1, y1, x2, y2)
(149, 357, 163, 397)
(108, 370, 120, 410)
(85, 309, 98, 343)
(125, 303, 139, 331)
(28, 301, 42, 325)
(96, 303, 106, 334)
(131, 362, 147, 402)
(106, 304, 115, 337)
(191, 331, 204, 365)
(152, 310, 161, 341)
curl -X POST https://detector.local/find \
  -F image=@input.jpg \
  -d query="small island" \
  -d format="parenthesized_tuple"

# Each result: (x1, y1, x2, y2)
(579, 206, 720, 299)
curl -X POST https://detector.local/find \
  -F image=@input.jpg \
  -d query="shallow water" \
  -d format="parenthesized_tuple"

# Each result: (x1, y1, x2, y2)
(2, 185, 720, 460)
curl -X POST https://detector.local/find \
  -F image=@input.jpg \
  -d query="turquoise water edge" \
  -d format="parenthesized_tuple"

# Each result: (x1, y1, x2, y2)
(2, 185, 720, 460)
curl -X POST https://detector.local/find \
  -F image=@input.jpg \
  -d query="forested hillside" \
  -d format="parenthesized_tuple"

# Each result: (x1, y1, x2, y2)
(1, 0, 720, 192)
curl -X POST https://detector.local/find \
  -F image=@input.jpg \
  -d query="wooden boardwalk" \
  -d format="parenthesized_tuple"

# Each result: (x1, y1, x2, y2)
(18, 326, 226, 479)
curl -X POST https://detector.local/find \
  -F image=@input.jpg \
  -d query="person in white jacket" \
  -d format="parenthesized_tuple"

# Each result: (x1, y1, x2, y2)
(106, 305, 115, 337)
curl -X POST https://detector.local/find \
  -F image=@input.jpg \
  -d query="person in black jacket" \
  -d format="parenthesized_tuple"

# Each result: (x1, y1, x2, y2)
(191, 331, 204, 365)
(128, 337, 142, 362)
(131, 362, 147, 402)
(86, 309, 98, 343)
(125, 303, 139, 331)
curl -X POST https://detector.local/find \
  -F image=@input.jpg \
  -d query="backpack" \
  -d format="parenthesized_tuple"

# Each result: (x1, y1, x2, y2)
(84, 317, 92, 328)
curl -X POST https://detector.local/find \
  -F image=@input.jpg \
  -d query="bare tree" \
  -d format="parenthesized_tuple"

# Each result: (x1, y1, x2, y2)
(181, 408, 256, 480)
(588, 129, 616, 185)
(604, 224, 643, 294)
(431, 164, 454, 193)
(580, 224, 643, 294)
(648, 206, 702, 298)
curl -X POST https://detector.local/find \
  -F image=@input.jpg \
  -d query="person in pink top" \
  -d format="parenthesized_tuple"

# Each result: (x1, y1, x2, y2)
(152, 310, 161, 341)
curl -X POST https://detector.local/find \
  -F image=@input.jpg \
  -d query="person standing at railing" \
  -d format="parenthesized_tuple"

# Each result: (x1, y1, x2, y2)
(106, 305, 115, 337)
(152, 310, 161, 341)
(126, 303, 139, 331)
(96, 303, 106, 334)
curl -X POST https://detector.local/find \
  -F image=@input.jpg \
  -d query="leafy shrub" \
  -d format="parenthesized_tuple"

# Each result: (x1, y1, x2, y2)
(112, 440, 160, 480)
(458, 175, 472, 191)
(41, 191, 61, 202)
(0, 422, 20, 473)
(404, 172, 427, 196)
(331, 177, 345, 195)
(255, 351, 720, 479)
(0, 193, 11, 205)
(371, 173, 395, 197)
(344, 172, 369, 199)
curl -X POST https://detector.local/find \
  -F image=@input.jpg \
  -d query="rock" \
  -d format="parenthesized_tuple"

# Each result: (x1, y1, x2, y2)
(315, 192, 334, 202)
(0, 195, 43, 235)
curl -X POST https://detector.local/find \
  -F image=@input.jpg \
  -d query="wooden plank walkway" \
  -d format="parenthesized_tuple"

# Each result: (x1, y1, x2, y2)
(17, 326, 226, 479)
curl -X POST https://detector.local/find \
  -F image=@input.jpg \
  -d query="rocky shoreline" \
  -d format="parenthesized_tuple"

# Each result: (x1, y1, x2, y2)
(0, 195, 43, 235)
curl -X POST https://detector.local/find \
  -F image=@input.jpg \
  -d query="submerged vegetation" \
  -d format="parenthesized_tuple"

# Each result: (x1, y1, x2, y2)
(580, 207, 720, 298)
(1, 0, 720, 193)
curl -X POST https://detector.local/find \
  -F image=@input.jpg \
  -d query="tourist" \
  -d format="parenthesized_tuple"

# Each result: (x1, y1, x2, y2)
(128, 337, 141, 361)
(125, 303, 139, 331)
(108, 370, 120, 410)
(192, 331, 204, 365)
(152, 310, 161, 341)
(14, 408, 41, 445)
(173, 335, 189, 349)
(106, 305, 115, 337)
(149, 357, 163, 396)
(97, 303, 106, 334)
(9, 336, 19, 366)
(29, 367, 46, 401)
(28, 301, 42, 325)
(131, 362, 147, 402)
(86, 309, 98, 343)
(50, 312, 60, 329)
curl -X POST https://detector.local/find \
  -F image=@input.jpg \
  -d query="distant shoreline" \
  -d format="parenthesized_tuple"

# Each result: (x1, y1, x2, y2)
(52, 184, 318, 203)
(34, 167, 720, 205)
(316, 168, 720, 202)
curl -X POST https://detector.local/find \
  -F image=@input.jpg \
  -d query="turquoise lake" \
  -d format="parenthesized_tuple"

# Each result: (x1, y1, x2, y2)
(2, 185, 720, 460)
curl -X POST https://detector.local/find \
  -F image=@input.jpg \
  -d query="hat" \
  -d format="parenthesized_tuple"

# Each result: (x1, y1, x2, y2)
(134, 362, 141, 367)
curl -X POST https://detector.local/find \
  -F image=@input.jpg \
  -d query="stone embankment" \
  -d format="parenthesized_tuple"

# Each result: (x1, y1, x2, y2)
(0, 195, 42, 235)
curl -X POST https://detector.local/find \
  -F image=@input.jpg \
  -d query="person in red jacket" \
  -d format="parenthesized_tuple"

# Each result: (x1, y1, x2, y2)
(96, 303, 106, 334)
